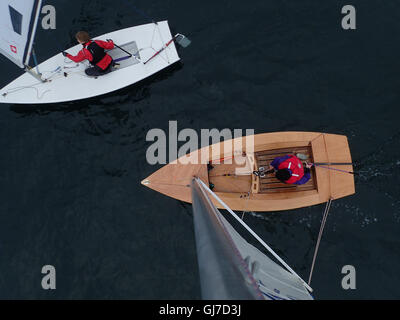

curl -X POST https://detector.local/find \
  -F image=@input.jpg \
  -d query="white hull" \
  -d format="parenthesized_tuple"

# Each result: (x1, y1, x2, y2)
(0, 21, 180, 104)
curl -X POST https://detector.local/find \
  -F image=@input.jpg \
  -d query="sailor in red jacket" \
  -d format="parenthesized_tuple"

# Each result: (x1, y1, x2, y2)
(269, 154, 312, 185)
(62, 31, 115, 76)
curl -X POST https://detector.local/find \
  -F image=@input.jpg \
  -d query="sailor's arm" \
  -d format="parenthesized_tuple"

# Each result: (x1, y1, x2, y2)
(63, 49, 90, 63)
(270, 155, 290, 170)
(96, 39, 115, 49)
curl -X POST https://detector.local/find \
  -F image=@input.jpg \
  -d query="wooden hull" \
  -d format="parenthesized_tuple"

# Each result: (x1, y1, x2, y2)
(141, 132, 355, 212)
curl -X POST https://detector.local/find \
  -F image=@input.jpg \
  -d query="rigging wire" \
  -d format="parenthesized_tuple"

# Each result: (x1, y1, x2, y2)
(308, 198, 333, 286)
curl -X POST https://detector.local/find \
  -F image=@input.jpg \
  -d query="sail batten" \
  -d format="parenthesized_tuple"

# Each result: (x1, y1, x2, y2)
(0, 0, 42, 68)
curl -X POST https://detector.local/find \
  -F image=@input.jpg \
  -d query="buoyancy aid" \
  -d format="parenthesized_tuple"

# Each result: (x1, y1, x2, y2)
(277, 155, 304, 184)
(85, 41, 107, 66)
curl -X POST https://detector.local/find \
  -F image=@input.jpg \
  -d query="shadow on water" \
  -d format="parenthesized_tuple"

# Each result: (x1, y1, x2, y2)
(9, 61, 183, 117)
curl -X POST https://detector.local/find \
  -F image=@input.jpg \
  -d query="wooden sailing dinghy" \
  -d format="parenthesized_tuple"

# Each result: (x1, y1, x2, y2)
(141, 132, 355, 212)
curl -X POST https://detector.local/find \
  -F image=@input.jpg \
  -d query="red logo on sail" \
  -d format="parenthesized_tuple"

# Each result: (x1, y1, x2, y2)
(10, 45, 17, 54)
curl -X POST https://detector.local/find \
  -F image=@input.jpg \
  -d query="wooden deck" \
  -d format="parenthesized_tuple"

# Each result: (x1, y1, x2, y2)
(255, 145, 317, 194)
(208, 153, 252, 194)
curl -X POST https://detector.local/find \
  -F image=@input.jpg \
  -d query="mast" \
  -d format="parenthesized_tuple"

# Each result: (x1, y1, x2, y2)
(24, 0, 44, 82)
(24, 0, 42, 67)
(0, 0, 44, 81)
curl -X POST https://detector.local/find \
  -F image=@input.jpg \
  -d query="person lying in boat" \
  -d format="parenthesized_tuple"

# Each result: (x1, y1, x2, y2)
(268, 154, 312, 185)
(62, 31, 115, 77)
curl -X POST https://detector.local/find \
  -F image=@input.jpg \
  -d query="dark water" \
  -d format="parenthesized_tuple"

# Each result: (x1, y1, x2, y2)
(0, 0, 399, 299)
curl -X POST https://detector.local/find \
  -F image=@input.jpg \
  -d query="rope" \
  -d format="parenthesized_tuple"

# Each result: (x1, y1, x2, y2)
(2, 59, 84, 99)
(312, 163, 356, 175)
(155, 25, 170, 64)
(2, 84, 51, 100)
(141, 23, 172, 65)
(308, 198, 333, 285)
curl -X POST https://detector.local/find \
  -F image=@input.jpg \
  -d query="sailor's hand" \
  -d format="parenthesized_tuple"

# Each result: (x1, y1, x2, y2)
(106, 39, 113, 43)
(305, 162, 313, 168)
(62, 51, 68, 57)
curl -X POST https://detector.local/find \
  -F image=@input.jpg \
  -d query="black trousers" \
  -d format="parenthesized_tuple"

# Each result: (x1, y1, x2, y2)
(85, 61, 113, 77)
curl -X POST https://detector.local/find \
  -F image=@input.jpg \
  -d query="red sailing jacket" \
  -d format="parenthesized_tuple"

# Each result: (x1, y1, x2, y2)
(277, 155, 305, 184)
(66, 40, 114, 70)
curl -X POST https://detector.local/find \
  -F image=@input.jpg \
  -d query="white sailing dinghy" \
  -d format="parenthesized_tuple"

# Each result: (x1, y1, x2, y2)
(191, 178, 313, 300)
(0, 0, 189, 104)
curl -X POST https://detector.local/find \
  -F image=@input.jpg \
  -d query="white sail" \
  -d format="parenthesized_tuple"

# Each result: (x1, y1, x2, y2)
(217, 211, 313, 300)
(0, 0, 42, 68)
(192, 178, 313, 300)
